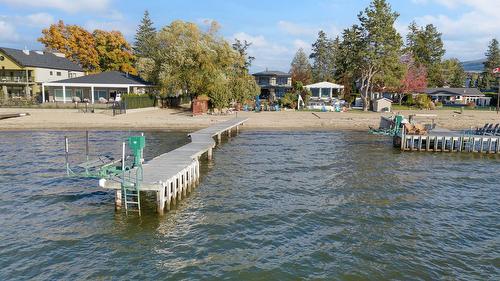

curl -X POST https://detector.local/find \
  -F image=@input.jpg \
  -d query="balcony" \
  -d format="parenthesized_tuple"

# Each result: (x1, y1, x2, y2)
(0, 76, 35, 83)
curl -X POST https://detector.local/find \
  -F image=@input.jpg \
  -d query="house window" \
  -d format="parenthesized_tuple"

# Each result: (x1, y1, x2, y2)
(56, 72, 61, 76)
(94, 90, 107, 100)
(54, 89, 63, 100)
(74, 89, 83, 99)
(277, 77, 288, 85)
(50, 71, 53, 76)
(258, 77, 269, 85)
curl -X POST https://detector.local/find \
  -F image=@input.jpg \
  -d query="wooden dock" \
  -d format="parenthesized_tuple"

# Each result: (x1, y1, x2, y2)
(398, 127, 500, 153)
(102, 117, 248, 213)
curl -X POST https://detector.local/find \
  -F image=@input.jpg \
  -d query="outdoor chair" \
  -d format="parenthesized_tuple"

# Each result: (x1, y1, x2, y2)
(485, 124, 499, 136)
(482, 124, 494, 135)
(476, 123, 489, 135)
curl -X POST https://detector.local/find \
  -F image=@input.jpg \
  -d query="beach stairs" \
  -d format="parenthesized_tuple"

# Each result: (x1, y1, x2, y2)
(122, 181, 141, 215)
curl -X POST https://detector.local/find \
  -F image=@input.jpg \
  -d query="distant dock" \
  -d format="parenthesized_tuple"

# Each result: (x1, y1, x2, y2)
(397, 127, 500, 153)
(101, 117, 248, 213)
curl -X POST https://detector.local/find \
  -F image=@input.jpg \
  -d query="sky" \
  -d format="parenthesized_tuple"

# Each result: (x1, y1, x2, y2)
(0, 0, 499, 73)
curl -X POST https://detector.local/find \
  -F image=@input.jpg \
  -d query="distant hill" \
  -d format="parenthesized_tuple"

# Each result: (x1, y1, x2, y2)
(461, 59, 485, 73)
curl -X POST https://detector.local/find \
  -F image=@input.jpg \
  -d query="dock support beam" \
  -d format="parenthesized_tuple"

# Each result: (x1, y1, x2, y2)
(227, 128, 232, 138)
(207, 147, 213, 160)
(115, 189, 122, 210)
(157, 188, 165, 214)
(217, 133, 221, 144)
(236, 125, 240, 134)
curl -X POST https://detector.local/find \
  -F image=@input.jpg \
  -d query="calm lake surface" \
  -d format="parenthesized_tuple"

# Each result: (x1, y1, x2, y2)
(0, 130, 498, 280)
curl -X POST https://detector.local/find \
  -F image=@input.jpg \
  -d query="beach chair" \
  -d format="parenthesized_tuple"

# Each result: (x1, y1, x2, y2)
(485, 124, 499, 136)
(476, 123, 489, 135)
(482, 124, 494, 135)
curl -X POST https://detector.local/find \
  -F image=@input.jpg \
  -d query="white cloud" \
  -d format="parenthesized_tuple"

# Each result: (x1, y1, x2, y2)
(231, 32, 291, 71)
(84, 20, 135, 37)
(25, 13, 55, 27)
(293, 39, 310, 53)
(0, 0, 111, 13)
(0, 20, 19, 42)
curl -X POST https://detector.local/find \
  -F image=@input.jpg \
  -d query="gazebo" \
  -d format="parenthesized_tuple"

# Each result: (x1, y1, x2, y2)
(304, 81, 344, 100)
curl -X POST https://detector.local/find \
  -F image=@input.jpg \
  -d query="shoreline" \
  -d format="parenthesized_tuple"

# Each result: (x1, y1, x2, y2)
(1, 107, 499, 132)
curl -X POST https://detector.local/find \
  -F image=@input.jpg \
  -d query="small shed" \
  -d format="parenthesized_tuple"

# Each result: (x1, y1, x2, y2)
(372, 98, 392, 112)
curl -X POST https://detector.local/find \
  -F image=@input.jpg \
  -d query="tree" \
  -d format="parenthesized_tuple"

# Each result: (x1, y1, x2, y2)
(309, 30, 336, 82)
(39, 20, 99, 71)
(93, 30, 136, 74)
(441, 58, 465, 87)
(405, 22, 445, 87)
(398, 55, 427, 104)
(136, 20, 259, 111)
(290, 48, 312, 85)
(39, 21, 137, 73)
(134, 10, 156, 58)
(336, 27, 365, 103)
(232, 39, 255, 70)
(356, 0, 404, 111)
(481, 38, 500, 90)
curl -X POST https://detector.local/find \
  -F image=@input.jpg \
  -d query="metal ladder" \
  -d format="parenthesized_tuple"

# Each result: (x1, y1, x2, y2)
(123, 182, 141, 215)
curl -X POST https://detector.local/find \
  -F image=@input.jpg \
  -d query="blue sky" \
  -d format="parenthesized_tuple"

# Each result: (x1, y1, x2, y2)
(0, 0, 498, 72)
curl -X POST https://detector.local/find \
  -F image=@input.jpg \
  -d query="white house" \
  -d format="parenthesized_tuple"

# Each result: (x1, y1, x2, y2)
(304, 81, 344, 100)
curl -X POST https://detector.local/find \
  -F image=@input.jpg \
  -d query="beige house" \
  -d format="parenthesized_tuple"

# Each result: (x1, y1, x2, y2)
(0, 47, 84, 101)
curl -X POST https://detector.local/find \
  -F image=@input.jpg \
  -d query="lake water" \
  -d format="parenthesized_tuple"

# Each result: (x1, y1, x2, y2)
(0, 130, 498, 280)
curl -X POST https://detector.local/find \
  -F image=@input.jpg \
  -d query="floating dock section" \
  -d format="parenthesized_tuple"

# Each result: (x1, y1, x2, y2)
(397, 128, 500, 153)
(102, 117, 247, 213)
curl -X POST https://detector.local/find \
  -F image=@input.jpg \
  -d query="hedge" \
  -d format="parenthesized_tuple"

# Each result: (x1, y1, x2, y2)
(122, 94, 156, 109)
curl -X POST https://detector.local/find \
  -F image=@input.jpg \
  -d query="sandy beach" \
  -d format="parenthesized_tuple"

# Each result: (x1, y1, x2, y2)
(1, 107, 499, 131)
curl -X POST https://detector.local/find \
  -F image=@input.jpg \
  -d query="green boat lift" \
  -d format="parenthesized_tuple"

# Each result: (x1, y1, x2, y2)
(65, 132, 146, 214)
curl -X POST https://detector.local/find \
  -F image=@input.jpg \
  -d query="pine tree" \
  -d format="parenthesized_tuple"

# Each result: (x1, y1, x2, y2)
(134, 10, 156, 58)
(481, 38, 500, 90)
(309, 30, 336, 82)
(232, 39, 255, 71)
(290, 48, 312, 85)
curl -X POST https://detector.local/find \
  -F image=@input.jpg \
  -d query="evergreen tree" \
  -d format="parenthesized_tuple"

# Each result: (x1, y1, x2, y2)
(232, 39, 255, 70)
(441, 58, 465, 87)
(481, 38, 500, 90)
(134, 10, 156, 58)
(290, 48, 312, 85)
(405, 22, 445, 87)
(309, 30, 336, 82)
(357, 0, 404, 111)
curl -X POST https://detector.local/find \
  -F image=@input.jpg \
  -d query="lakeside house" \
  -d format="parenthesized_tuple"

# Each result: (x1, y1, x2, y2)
(424, 87, 491, 106)
(304, 81, 344, 101)
(0, 47, 84, 101)
(42, 71, 153, 103)
(252, 70, 292, 100)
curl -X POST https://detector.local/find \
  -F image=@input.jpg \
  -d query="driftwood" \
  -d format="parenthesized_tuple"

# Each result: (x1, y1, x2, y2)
(404, 123, 427, 135)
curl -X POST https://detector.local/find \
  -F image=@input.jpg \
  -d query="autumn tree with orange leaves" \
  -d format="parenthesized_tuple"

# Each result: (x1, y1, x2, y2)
(38, 20, 136, 74)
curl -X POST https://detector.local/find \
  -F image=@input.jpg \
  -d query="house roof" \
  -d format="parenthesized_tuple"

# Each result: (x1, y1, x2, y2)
(304, 81, 345, 89)
(0, 47, 83, 72)
(252, 70, 290, 77)
(424, 88, 484, 97)
(374, 97, 393, 103)
(50, 71, 151, 85)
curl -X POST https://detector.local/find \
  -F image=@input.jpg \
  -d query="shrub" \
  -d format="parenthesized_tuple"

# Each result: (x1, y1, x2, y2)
(435, 101, 443, 107)
(122, 94, 156, 109)
(415, 94, 432, 109)
(466, 101, 476, 109)
(280, 92, 297, 109)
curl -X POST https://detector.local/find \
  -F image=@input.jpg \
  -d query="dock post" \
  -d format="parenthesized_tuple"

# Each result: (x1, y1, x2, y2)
(166, 180, 171, 211)
(228, 128, 232, 138)
(115, 189, 122, 210)
(236, 125, 239, 134)
(157, 185, 165, 214)
(182, 170, 187, 197)
(207, 147, 213, 160)
(195, 160, 200, 185)
(217, 133, 221, 144)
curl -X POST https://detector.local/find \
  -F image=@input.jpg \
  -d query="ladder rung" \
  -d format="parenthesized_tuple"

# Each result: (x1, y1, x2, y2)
(125, 201, 139, 204)
(125, 193, 138, 196)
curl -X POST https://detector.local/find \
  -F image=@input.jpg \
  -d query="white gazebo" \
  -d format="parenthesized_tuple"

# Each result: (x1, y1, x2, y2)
(304, 81, 344, 100)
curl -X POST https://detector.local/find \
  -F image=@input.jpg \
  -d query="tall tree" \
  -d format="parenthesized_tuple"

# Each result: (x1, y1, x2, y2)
(93, 30, 136, 74)
(290, 48, 312, 85)
(441, 58, 465, 87)
(137, 20, 258, 110)
(232, 39, 255, 70)
(309, 30, 336, 82)
(38, 20, 99, 71)
(481, 38, 500, 89)
(336, 26, 365, 101)
(134, 10, 156, 58)
(357, 0, 404, 111)
(405, 22, 445, 87)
